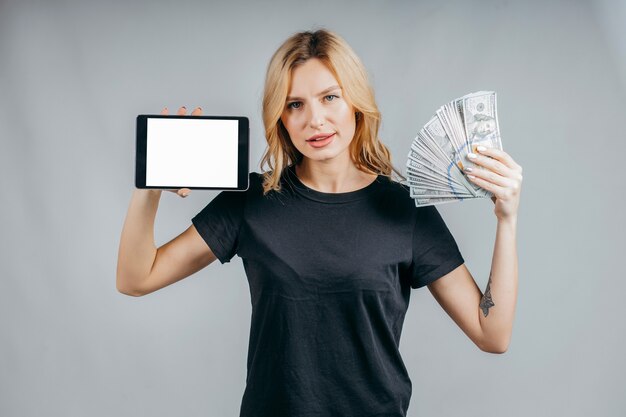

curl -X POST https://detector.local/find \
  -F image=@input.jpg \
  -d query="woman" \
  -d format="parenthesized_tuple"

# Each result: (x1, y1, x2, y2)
(117, 28, 522, 417)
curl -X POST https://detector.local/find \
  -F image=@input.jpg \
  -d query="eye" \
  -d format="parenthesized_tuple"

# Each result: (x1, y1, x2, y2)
(286, 95, 339, 110)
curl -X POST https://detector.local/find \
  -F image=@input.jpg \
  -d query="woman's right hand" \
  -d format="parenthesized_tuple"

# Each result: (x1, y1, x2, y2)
(160, 105, 203, 198)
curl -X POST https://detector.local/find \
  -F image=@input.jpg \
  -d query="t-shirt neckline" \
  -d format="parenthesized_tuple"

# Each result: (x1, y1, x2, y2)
(284, 164, 385, 203)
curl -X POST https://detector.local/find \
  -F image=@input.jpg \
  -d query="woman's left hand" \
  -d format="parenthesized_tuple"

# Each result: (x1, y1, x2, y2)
(464, 146, 523, 222)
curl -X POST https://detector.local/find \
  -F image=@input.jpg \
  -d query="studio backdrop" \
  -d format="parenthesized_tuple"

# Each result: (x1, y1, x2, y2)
(1, 0, 624, 416)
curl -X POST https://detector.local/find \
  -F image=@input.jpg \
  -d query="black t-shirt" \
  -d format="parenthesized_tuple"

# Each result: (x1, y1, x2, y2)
(191, 164, 465, 417)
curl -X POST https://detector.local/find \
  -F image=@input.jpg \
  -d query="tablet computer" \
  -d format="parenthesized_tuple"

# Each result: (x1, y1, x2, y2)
(135, 114, 249, 191)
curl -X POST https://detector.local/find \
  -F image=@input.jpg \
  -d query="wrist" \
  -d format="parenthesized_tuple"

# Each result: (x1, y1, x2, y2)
(497, 215, 517, 228)
(135, 188, 162, 199)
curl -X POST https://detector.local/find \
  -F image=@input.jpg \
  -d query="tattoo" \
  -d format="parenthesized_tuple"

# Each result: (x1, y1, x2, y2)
(480, 270, 495, 317)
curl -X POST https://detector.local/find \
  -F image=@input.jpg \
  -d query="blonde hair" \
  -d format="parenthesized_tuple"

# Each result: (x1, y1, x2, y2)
(259, 28, 406, 194)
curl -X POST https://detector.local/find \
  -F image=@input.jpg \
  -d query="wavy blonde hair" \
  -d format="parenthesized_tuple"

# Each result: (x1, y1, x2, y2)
(259, 28, 406, 194)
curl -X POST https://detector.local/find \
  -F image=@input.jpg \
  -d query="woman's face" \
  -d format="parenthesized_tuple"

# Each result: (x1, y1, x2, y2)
(280, 58, 356, 164)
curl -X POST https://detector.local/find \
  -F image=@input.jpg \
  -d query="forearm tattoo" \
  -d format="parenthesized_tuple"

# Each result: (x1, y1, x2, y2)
(480, 270, 495, 317)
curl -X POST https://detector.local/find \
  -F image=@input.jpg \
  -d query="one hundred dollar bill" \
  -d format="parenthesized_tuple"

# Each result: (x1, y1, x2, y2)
(405, 90, 504, 206)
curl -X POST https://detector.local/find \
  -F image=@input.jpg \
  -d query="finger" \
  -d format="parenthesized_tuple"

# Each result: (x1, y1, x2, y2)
(475, 146, 520, 171)
(474, 147, 523, 181)
(177, 188, 191, 197)
(191, 106, 203, 116)
(467, 151, 512, 178)
(464, 166, 511, 188)
(466, 174, 506, 197)
(160, 107, 169, 115)
(177, 106, 187, 115)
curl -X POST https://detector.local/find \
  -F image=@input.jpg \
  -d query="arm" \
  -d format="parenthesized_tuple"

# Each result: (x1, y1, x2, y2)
(117, 105, 217, 296)
(116, 188, 218, 297)
(116, 188, 162, 296)
(427, 219, 518, 353)
(427, 146, 522, 353)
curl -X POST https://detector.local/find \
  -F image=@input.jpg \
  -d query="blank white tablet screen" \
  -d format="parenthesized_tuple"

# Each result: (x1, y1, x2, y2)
(146, 118, 238, 187)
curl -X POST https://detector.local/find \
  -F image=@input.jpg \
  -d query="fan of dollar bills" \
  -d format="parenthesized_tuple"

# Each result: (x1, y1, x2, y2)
(406, 91, 503, 207)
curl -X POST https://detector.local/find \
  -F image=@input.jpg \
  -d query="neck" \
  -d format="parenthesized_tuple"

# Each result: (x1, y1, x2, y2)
(295, 155, 376, 193)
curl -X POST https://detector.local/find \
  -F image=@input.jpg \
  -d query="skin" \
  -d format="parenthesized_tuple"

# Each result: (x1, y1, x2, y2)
(279, 58, 378, 193)
(134, 60, 523, 356)
(278, 58, 523, 354)
(427, 148, 522, 353)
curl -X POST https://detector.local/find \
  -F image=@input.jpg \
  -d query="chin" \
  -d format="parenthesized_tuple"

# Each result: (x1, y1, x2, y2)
(304, 154, 335, 162)
(301, 148, 350, 163)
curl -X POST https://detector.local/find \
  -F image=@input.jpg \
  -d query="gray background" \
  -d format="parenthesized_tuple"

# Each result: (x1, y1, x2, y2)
(1, 0, 624, 416)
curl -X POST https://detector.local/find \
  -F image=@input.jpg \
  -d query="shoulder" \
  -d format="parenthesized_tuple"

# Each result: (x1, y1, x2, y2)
(247, 171, 263, 190)
(375, 176, 446, 221)
(244, 170, 293, 203)
(375, 175, 414, 206)
(377, 174, 411, 195)
(247, 171, 277, 194)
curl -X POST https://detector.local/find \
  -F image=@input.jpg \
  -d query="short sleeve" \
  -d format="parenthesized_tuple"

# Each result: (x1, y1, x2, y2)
(191, 190, 246, 264)
(409, 205, 465, 289)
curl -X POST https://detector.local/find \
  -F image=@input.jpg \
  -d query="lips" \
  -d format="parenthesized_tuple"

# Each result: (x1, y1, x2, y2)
(306, 133, 335, 148)
(307, 133, 335, 142)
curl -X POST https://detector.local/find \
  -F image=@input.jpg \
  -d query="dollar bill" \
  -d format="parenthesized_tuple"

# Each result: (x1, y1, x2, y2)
(405, 91, 503, 207)
(461, 91, 502, 160)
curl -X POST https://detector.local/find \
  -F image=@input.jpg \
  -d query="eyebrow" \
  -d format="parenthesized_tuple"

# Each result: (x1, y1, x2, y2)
(286, 85, 342, 101)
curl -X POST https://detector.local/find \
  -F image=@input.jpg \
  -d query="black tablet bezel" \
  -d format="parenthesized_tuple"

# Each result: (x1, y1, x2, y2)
(135, 114, 250, 191)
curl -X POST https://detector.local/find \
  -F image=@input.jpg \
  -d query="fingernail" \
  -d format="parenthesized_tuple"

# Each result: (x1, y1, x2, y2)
(477, 146, 486, 152)
(464, 167, 473, 172)
(467, 174, 475, 179)
(467, 153, 477, 159)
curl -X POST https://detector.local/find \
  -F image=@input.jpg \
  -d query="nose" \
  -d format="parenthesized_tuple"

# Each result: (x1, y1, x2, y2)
(307, 102, 325, 128)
